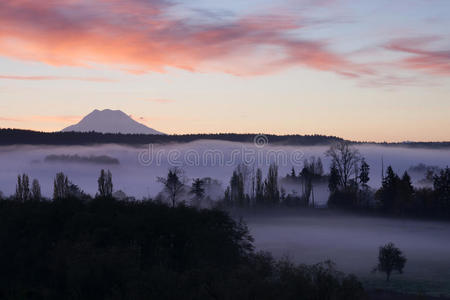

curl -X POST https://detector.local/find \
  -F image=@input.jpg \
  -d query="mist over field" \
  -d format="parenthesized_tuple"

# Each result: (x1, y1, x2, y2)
(242, 210, 450, 296)
(0, 141, 448, 199)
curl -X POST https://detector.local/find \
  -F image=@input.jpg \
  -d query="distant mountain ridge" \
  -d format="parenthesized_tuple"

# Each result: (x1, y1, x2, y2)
(62, 109, 164, 135)
(0, 129, 449, 149)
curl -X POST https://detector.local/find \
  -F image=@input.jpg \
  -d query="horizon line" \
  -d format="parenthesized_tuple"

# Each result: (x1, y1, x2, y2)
(1, 127, 449, 145)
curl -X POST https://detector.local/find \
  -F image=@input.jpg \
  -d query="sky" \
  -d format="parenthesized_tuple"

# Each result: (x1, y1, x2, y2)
(0, 0, 449, 142)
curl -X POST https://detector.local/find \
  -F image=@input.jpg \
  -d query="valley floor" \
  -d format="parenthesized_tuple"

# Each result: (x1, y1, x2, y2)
(233, 208, 450, 298)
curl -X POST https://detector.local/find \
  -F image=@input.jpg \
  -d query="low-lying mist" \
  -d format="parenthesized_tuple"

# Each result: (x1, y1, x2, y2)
(242, 210, 450, 296)
(0, 141, 448, 199)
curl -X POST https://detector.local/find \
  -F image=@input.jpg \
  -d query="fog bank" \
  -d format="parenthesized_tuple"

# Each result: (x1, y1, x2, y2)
(0, 141, 448, 199)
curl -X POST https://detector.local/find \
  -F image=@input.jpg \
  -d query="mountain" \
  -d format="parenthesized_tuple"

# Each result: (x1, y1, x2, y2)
(62, 109, 165, 135)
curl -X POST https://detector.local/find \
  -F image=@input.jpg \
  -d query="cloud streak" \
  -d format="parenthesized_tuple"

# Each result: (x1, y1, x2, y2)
(0, 0, 371, 78)
(0, 75, 114, 82)
(0, 115, 81, 124)
(1, 0, 448, 86)
(385, 37, 450, 76)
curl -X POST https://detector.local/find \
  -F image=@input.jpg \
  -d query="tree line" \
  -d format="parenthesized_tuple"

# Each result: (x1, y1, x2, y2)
(4, 141, 449, 220)
(324, 142, 450, 219)
(219, 141, 450, 220)
(2, 129, 450, 148)
(0, 129, 343, 146)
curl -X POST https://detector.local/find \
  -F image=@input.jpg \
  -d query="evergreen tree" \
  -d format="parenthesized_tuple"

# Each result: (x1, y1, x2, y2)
(328, 162, 340, 194)
(434, 167, 450, 214)
(398, 172, 414, 211)
(376, 166, 400, 212)
(359, 160, 370, 188)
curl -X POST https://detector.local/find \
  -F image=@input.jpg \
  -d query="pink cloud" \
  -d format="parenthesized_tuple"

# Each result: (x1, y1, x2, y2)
(385, 37, 450, 75)
(0, 0, 372, 78)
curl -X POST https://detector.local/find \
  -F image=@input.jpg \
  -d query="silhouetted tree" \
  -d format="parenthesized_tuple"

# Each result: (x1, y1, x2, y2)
(158, 168, 185, 207)
(373, 243, 406, 281)
(53, 172, 70, 200)
(31, 179, 41, 201)
(376, 166, 400, 212)
(300, 165, 313, 205)
(15, 175, 23, 201)
(98, 169, 113, 198)
(230, 171, 245, 206)
(434, 167, 450, 214)
(328, 162, 340, 194)
(264, 163, 280, 205)
(359, 159, 370, 188)
(397, 172, 414, 213)
(190, 178, 205, 206)
(22, 174, 30, 201)
(325, 142, 361, 190)
(255, 168, 264, 204)
(357, 160, 371, 207)
(15, 174, 30, 202)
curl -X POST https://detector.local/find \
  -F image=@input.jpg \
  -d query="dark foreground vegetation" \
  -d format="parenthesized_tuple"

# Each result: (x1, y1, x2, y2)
(0, 196, 365, 300)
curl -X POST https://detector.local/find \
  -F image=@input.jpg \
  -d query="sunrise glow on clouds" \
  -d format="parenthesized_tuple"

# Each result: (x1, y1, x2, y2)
(0, 0, 449, 141)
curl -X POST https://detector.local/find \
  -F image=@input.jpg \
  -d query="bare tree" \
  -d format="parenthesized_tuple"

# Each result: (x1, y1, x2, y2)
(53, 172, 69, 200)
(325, 142, 361, 190)
(98, 169, 113, 198)
(158, 168, 185, 207)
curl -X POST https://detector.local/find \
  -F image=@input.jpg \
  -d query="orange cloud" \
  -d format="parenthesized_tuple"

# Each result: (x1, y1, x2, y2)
(0, 0, 372, 78)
